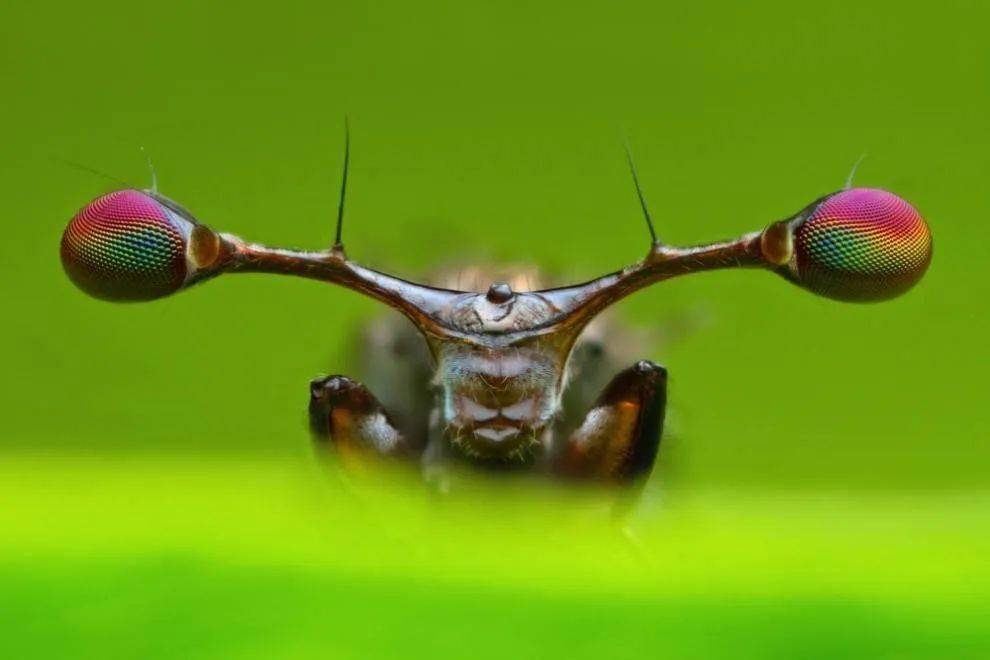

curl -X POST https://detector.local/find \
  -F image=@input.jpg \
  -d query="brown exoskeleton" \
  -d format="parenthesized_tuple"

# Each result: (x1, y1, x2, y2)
(60, 134, 932, 490)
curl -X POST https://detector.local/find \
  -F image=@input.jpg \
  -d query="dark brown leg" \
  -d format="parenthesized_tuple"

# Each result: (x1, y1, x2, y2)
(309, 375, 412, 466)
(556, 360, 667, 484)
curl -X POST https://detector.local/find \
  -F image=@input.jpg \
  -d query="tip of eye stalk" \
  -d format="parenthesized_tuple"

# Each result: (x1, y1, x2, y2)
(764, 188, 932, 302)
(60, 189, 216, 302)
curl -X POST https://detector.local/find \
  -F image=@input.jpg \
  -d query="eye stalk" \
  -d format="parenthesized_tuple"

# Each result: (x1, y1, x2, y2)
(60, 189, 221, 302)
(761, 188, 932, 302)
(58, 187, 467, 331)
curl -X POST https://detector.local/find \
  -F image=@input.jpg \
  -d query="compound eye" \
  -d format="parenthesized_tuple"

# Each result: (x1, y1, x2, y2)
(61, 190, 200, 301)
(788, 188, 932, 302)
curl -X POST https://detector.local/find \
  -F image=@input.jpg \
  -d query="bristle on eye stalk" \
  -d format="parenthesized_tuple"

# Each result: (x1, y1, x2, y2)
(771, 188, 932, 302)
(60, 190, 192, 301)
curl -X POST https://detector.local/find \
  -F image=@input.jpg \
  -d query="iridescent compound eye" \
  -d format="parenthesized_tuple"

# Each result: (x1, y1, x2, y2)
(61, 190, 203, 301)
(772, 188, 932, 302)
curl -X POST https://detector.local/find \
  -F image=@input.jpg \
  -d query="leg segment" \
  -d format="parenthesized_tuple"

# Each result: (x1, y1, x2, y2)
(556, 360, 667, 484)
(309, 375, 411, 464)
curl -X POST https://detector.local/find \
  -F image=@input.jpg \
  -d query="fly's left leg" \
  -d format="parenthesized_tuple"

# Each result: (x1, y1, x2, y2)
(309, 375, 412, 467)
(556, 360, 668, 485)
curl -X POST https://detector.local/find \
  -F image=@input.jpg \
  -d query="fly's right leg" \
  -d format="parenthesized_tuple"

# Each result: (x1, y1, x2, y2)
(555, 360, 668, 485)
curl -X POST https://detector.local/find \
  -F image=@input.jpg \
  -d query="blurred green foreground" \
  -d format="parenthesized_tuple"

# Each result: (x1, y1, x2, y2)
(4, 457, 990, 659)
(3, 0, 989, 656)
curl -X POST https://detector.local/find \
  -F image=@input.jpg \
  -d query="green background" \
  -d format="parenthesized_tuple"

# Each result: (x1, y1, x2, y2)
(3, 0, 988, 657)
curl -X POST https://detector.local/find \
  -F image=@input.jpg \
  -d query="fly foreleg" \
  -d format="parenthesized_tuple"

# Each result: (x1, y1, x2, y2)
(557, 360, 668, 484)
(309, 375, 410, 463)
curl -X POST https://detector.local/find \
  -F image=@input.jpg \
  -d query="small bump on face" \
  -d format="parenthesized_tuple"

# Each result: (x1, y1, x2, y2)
(486, 282, 513, 303)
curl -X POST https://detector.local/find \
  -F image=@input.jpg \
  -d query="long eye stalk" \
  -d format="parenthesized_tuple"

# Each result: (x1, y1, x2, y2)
(537, 187, 932, 335)
(59, 188, 465, 334)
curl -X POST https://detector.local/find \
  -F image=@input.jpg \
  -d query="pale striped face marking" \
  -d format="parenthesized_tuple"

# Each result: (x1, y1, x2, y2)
(438, 344, 561, 455)
(473, 427, 519, 443)
(457, 396, 499, 423)
(453, 395, 541, 425)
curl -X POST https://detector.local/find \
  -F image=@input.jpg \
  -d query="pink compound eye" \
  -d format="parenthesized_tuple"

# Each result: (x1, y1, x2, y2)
(61, 190, 191, 301)
(790, 188, 932, 302)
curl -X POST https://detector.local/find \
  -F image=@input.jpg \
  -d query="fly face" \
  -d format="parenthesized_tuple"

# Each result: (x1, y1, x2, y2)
(59, 133, 933, 486)
(436, 340, 560, 459)
(431, 284, 571, 460)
